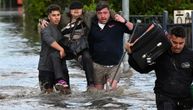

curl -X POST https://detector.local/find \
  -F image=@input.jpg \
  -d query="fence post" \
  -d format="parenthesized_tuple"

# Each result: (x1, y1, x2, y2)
(191, 11, 193, 49)
(122, 0, 130, 73)
(163, 10, 168, 31)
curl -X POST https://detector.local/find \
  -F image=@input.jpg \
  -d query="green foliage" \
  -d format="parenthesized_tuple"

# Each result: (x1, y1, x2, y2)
(24, 0, 47, 22)
(106, 0, 121, 12)
(83, 0, 96, 11)
(82, 0, 117, 11)
(23, 0, 50, 31)
(130, 0, 193, 15)
(23, 0, 68, 30)
(23, 0, 193, 30)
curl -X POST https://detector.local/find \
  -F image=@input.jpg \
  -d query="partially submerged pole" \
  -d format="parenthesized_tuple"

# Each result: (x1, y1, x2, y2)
(122, 0, 130, 73)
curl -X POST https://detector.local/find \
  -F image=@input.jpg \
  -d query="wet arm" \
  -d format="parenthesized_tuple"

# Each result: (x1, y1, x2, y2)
(41, 28, 65, 58)
(50, 41, 65, 58)
(114, 14, 133, 30)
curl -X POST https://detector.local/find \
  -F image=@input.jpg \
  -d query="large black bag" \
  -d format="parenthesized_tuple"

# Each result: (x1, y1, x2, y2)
(130, 22, 171, 69)
(58, 19, 89, 57)
(67, 36, 89, 55)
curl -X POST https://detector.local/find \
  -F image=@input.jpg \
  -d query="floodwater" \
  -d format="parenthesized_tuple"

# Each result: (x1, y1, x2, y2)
(0, 10, 157, 110)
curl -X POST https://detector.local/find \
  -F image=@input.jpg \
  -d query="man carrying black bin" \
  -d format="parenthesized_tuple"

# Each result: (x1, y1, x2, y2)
(126, 26, 193, 110)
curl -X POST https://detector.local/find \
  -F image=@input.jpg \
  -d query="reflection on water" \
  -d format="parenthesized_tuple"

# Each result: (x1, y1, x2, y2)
(0, 10, 157, 110)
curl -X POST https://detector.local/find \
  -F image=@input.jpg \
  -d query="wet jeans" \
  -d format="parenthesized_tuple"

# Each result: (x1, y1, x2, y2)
(156, 93, 193, 110)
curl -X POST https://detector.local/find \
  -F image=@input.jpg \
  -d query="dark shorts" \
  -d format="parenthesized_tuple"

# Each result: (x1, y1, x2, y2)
(38, 70, 55, 90)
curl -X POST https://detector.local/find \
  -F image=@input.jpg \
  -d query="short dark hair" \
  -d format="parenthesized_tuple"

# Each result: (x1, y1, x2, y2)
(170, 26, 186, 38)
(96, 1, 109, 11)
(46, 4, 62, 15)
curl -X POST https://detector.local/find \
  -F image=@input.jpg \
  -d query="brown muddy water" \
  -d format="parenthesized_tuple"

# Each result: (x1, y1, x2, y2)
(0, 11, 157, 110)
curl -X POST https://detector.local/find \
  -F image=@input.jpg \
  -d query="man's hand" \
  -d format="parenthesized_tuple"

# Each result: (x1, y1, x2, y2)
(114, 14, 126, 23)
(39, 19, 49, 29)
(59, 48, 65, 59)
(125, 42, 134, 54)
(114, 14, 133, 30)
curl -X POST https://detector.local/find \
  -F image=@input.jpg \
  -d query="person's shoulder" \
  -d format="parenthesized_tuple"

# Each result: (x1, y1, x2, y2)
(183, 47, 193, 58)
(188, 49, 193, 56)
(41, 24, 53, 33)
(185, 47, 193, 53)
(60, 12, 70, 25)
(187, 49, 193, 62)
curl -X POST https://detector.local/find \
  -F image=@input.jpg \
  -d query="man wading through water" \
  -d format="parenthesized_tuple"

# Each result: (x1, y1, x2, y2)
(38, 4, 69, 94)
(126, 26, 193, 110)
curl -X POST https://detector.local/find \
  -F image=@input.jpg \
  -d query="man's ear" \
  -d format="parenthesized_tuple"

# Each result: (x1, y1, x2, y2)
(48, 15, 50, 20)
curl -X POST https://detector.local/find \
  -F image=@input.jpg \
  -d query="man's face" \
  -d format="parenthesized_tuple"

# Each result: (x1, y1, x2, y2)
(96, 7, 110, 24)
(48, 10, 61, 25)
(170, 35, 186, 53)
(70, 9, 83, 19)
